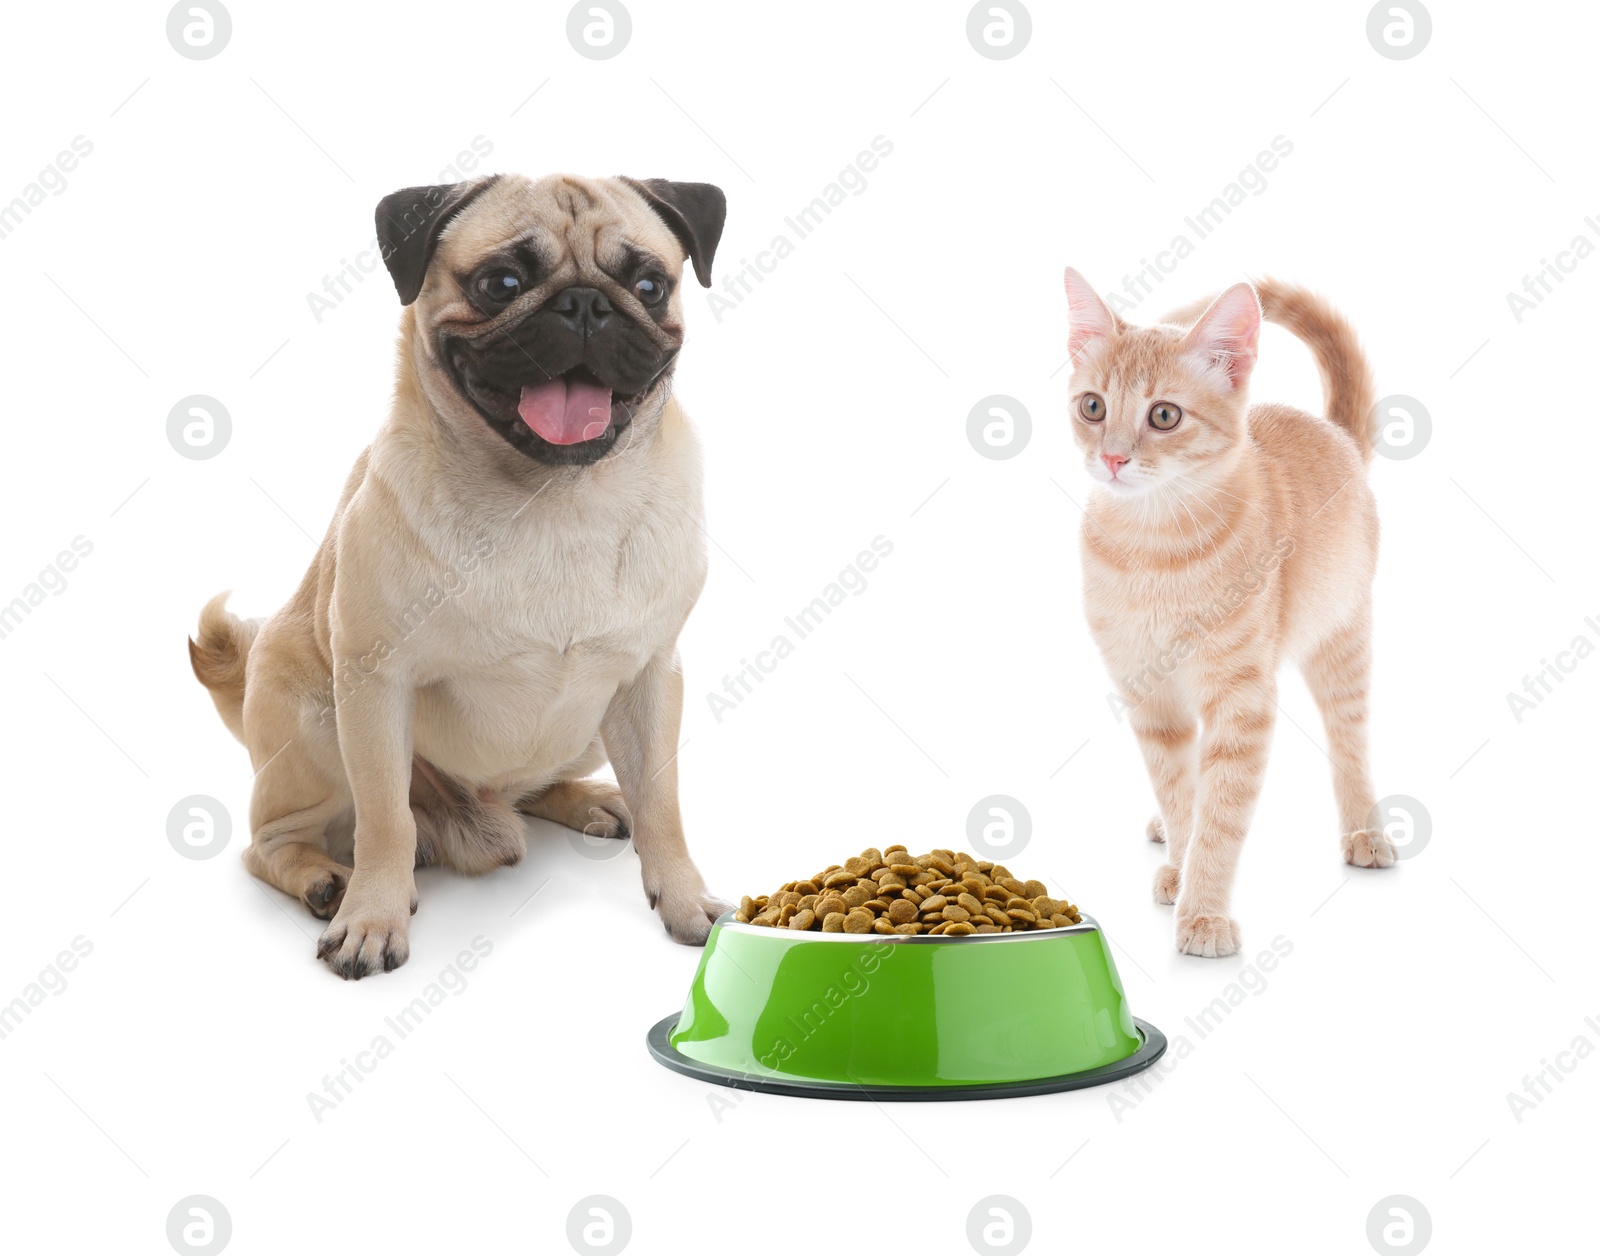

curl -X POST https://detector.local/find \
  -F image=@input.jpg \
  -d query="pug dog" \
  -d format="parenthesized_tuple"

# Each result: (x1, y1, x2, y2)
(190, 173, 730, 978)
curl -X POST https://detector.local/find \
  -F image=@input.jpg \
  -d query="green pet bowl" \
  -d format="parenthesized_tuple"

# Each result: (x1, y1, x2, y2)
(647, 912, 1164, 1100)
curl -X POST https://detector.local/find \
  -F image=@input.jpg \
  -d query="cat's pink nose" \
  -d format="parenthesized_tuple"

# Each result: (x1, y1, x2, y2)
(1102, 453, 1129, 476)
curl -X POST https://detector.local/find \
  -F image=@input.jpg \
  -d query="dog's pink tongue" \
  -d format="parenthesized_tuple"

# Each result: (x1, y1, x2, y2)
(516, 378, 613, 445)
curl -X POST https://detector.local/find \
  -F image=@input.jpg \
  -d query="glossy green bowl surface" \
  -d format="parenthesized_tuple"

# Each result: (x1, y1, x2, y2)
(648, 912, 1164, 1099)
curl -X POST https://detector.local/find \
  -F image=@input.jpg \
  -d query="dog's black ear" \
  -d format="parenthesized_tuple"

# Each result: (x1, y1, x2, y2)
(622, 178, 726, 288)
(375, 175, 501, 305)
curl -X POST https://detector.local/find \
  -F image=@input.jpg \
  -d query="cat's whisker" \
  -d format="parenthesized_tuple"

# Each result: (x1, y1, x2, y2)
(1167, 478, 1247, 551)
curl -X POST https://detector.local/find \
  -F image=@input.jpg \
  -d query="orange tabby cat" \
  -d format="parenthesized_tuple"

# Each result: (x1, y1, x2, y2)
(1062, 269, 1390, 957)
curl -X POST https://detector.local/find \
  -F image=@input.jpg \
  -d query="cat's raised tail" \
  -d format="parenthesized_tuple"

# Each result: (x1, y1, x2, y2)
(1163, 278, 1377, 462)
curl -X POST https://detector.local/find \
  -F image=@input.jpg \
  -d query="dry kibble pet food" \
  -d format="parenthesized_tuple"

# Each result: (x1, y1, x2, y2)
(734, 847, 1083, 934)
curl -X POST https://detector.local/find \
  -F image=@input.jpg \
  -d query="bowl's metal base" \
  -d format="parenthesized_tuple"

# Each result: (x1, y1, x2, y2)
(646, 1015, 1167, 1101)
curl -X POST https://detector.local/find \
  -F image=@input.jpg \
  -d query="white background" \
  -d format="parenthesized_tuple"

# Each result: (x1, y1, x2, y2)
(0, 1, 1593, 1253)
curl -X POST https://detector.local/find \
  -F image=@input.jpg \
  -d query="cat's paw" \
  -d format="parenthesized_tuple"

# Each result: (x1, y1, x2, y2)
(1153, 864, 1180, 904)
(1146, 815, 1166, 843)
(1342, 828, 1396, 868)
(1175, 913, 1240, 958)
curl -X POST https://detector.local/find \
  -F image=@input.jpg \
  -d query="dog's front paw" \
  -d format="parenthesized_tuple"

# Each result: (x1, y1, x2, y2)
(1153, 864, 1180, 904)
(316, 883, 416, 978)
(1342, 828, 1396, 868)
(1175, 912, 1241, 958)
(649, 881, 731, 946)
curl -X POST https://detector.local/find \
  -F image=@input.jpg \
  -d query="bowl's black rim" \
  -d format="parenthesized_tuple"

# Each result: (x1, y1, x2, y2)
(645, 1014, 1167, 1101)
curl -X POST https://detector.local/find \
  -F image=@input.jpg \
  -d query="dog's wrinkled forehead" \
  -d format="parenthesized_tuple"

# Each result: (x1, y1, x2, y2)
(376, 172, 726, 308)
(434, 175, 683, 287)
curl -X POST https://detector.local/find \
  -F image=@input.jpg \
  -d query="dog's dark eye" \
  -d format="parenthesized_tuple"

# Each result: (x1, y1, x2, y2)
(475, 269, 522, 307)
(634, 275, 667, 306)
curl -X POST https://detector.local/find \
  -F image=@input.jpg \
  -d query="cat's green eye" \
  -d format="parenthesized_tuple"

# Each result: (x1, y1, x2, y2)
(1079, 393, 1105, 422)
(1148, 402, 1183, 431)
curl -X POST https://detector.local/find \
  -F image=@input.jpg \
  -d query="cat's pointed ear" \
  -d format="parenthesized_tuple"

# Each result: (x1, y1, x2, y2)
(1183, 282, 1261, 390)
(1063, 268, 1118, 362)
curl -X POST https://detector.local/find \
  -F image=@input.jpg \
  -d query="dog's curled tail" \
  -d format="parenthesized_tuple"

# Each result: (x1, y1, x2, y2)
(189, 592, 259, 742)
(1162, 279, 1377, 462)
